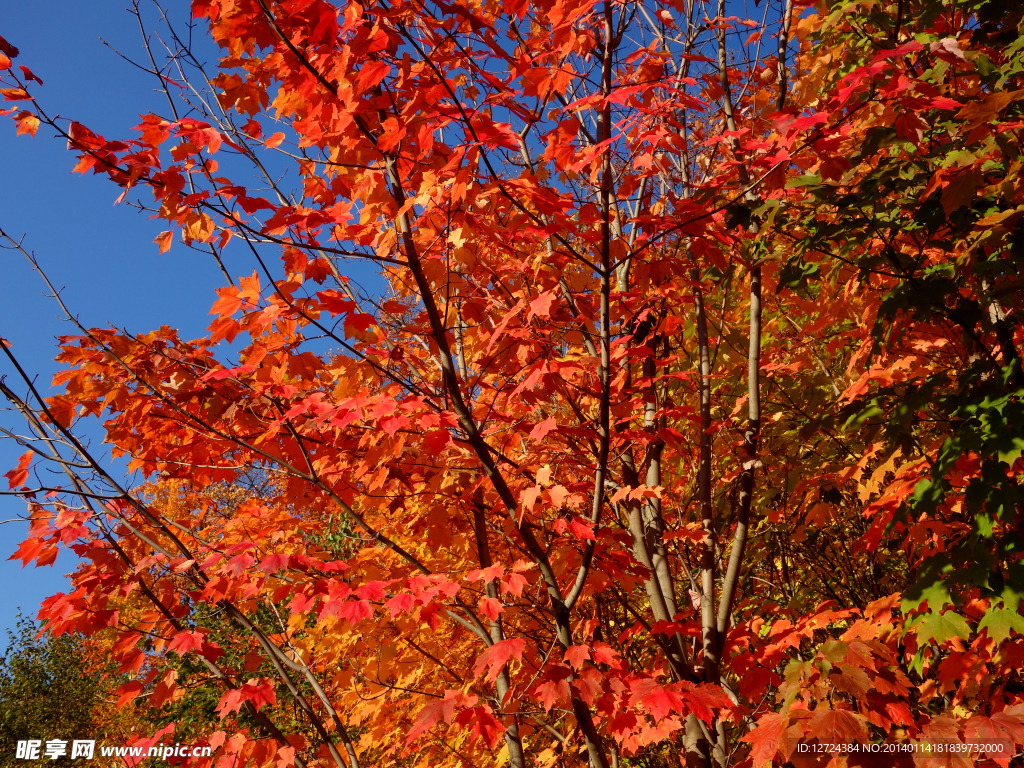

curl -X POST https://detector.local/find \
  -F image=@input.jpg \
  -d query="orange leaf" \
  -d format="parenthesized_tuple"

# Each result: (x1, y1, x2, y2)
(564, 644, 590, 670)
(807, 709, 867, 744)
(4, 451, 32, 489)
(154, 230, 173, 254)
(741, 713, 786, 768)
(14, 110, 38, 136)
(941, 167, 981, 216)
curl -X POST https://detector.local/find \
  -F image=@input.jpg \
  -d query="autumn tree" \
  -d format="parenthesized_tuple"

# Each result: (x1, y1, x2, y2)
(2, 0, 1024, 765)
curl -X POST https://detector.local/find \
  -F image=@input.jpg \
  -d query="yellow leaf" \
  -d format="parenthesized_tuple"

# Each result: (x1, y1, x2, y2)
(183, 213, 214, 243)
(536, 465, 552, 486)
(448, 226, 467, 248)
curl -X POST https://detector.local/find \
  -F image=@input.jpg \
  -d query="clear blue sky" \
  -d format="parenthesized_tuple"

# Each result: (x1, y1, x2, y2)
(0, 2, 246, 641)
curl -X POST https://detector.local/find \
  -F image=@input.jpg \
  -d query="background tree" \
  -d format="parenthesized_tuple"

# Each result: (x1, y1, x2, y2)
(0, 615, 123, 765)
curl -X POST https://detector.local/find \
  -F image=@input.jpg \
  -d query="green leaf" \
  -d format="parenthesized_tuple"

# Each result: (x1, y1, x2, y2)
(974, 53, 998, 81)
(901, 575, 950, 614)
(977, 607, 1024, 644)
(777, 259, 820, 293)
(820, 640, 849, 663)
(909, 648, 926, 677)
(916, 609, 971, 644)
(785, 174, 823, 189)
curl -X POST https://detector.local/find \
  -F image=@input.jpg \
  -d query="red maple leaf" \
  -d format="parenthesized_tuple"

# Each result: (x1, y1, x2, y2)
(4, 451, 32, 489)
(473, 638, 525, 681)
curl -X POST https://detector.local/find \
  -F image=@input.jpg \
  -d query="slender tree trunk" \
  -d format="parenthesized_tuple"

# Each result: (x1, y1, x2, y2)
(692, 270, 718, 687)
(473, 504, 526, 768)
(716, 267, 761, 645)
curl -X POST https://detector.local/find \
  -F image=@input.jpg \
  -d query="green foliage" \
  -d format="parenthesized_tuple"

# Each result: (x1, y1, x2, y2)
(0, 615, 100, 767)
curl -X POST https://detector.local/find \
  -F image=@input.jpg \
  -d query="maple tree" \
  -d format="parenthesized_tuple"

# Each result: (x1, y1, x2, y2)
(3, 0, 1024, 764)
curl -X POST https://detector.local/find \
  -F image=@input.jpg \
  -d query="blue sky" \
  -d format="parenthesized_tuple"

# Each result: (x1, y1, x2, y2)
(0, 1, 390, 646)
(0, 2, 242, 641)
